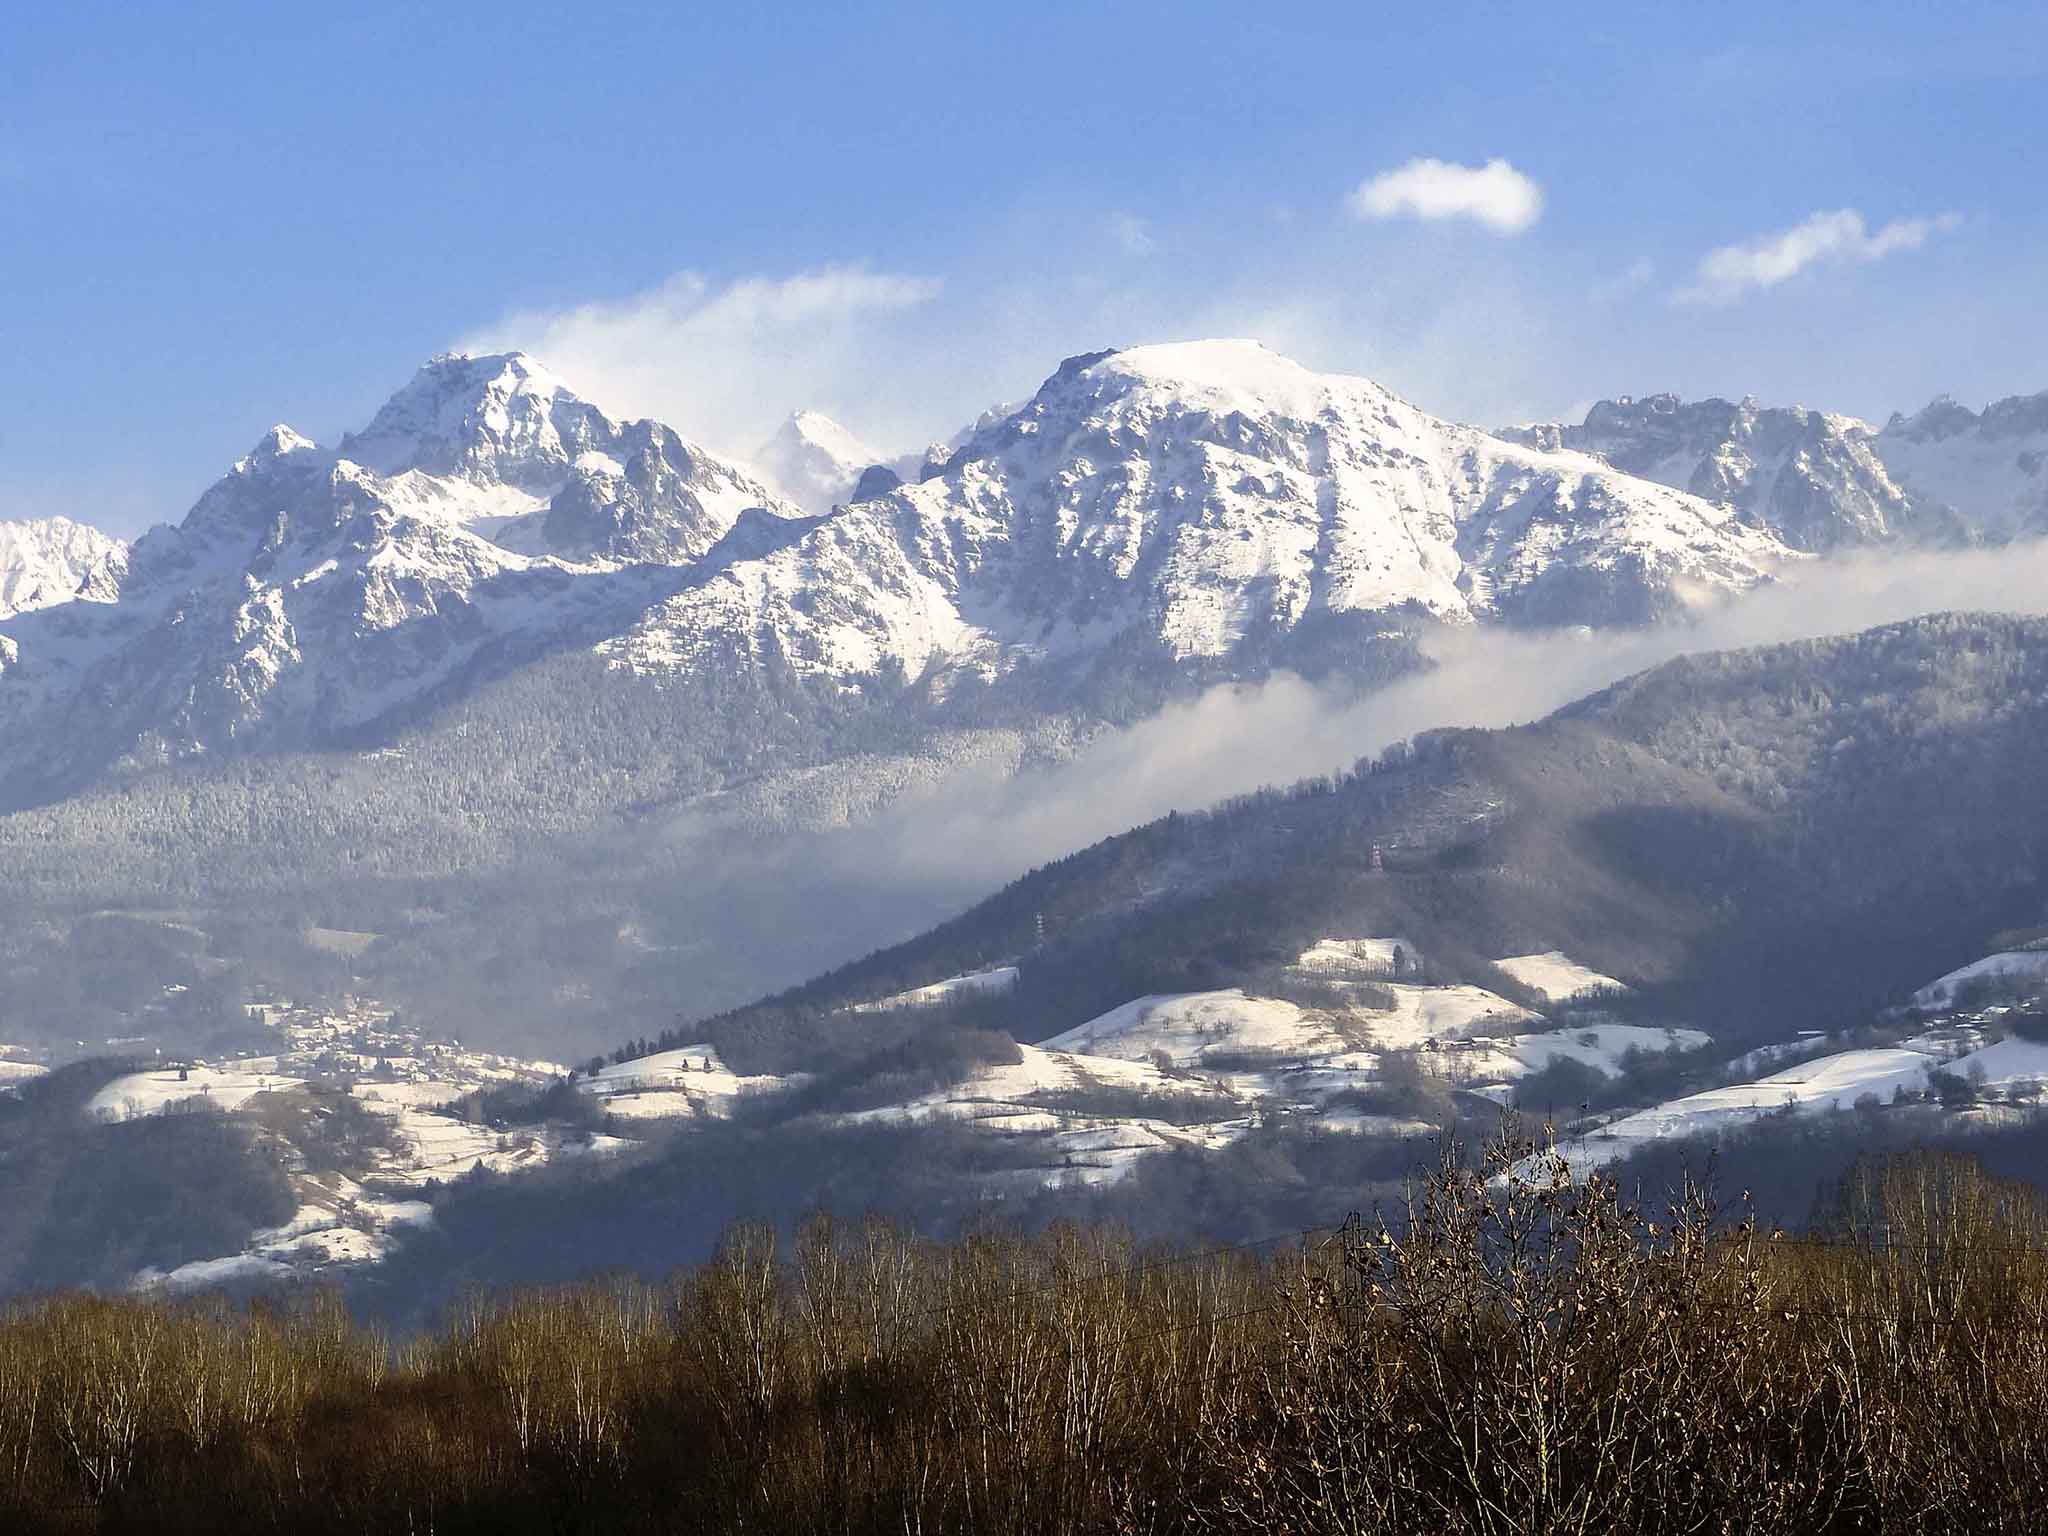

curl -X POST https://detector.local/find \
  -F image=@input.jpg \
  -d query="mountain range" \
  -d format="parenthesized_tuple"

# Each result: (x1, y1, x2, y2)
(0, 339, 1852, 806)
(3, 342, 2046, 1058)
(12, 344, 2048, 809)
(1501, 386, 2048, 549)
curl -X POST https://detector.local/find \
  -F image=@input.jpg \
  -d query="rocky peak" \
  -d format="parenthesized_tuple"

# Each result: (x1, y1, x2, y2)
(234, 425, 321, 476)
(338, 351, 615, 491)
(1502, 391, 1924, 551)
(1885, 394, 1984, 444)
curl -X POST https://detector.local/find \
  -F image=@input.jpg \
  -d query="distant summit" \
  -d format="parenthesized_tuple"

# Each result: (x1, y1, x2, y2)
(751, 410, 882, 514)
(0, 517, 128, 621)
(1506, 384, 2048, 547)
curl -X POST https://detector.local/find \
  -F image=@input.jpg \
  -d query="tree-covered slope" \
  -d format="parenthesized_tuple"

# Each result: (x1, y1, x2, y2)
(692, 613, 2048, 1072)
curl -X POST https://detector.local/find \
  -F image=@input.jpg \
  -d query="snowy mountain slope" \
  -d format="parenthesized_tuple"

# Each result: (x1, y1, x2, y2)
(0, 516, 127, 619)
(0, 339, 1805, 827)
(337, 352, 798, 563)
(605, 342, 1798, 690)
(1503, 385, 2048, 550)
(752, 410, 884, 514)
(1874, 391, 2048, 540)
(0, 1044, 45, 1090)
(1913, 950, 2048, 1007)
(871, 342, 1794, 651)
(717, 612, 2048, 1106)
(571, 943, 1683, 1190)
(1497, 394, 1932, 551)
(0, 354, 806, 796)
(1543, 1001, 2048, 1183)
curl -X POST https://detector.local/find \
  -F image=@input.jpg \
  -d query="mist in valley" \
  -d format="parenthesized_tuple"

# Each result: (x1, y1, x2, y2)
(622, 537, 2048, 1047)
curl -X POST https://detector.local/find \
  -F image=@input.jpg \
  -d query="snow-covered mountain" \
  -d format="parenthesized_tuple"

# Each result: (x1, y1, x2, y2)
(1875, 390, 2048, 541)
(752, 410, 884, 514)
(609, 341, 1791, 686)
(0, 340, 1795, 803)
(1503, 387, 2048, 549)
(0, 353, 803, 795)
(0, 517, 127, 619)
(1497, 394, 1940, 551)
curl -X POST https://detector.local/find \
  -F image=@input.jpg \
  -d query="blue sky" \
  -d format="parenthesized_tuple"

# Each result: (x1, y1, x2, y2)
(3, 1, 2043, 535)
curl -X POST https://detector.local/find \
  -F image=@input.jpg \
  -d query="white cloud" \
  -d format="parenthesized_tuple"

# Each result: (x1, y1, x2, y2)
(1108, 212, 1155, 254)
(1347, 157, 1544, 234)
(811, 537, 2048, 892)
(459, 267, 941, 456)
(1681, 209, 1962, 303)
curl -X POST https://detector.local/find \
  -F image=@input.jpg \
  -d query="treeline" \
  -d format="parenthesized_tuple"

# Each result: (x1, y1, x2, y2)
(6, 1138, 2048, 1532)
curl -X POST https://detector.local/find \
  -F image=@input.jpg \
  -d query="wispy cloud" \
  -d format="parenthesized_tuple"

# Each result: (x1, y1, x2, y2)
(813, 538, 2048, 893)
(460, 267, 941, 455)
(1680, 209, 1962, 303)
(1107, 212, 1155, 255)
(1347, 157, 1544, 235)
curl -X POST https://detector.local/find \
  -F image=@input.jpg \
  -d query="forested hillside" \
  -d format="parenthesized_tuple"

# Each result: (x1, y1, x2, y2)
(685, 613, 2048, 1074)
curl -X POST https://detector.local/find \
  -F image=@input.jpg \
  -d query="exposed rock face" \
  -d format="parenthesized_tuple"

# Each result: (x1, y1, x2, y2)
(1499, 393, 1935, 551)
(1505, 385, 2048, 550)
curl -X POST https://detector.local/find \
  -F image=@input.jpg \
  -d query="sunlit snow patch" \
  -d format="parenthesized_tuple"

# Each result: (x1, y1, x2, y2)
(86, 1065, 304, 1120)
(1493, 951, 1625, 1004)
(1913, 951, 2048, 1008)
(578, 1042, 790, 1120)
(1546, 1030, 2048, 1178)
(852, 967, 1021, 1012)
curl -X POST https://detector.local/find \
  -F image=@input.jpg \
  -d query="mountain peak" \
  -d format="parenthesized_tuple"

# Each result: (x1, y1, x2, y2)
(1085, 339, 1337, 419)
(753, 409, 881, 514)
(1886, 393, 1981, 443)
(338, 349, 612, 489)
(234, 424, 320, 474)
(1005, 341, 1421, 440)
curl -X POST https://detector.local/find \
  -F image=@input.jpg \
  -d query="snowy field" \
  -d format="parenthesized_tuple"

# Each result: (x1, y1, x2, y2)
(1914, 950, 2048, 1007)
(1040, 990, 1350, 1067)
(850, 1042, 1258, 1186)
(579, 1042, 791, 1119)
(1361, 983, 1538, 1049)
(1494, 951, 1625, 1004)
(1294, 937, 1416, 977)
(1552, 1032, 2048, 1178)
(88, 1065, 305, 1119)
